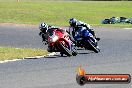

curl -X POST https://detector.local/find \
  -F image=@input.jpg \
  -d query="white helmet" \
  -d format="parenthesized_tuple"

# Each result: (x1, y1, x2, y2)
(39, 22, 48, 33)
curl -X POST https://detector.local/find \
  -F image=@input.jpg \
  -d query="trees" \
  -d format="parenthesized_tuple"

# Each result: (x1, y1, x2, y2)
(80, 0, 132, 1)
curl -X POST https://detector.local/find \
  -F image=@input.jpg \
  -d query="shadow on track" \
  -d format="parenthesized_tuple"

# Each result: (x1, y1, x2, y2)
(77, 48, 95, 55)
(78, 51, 94, 55)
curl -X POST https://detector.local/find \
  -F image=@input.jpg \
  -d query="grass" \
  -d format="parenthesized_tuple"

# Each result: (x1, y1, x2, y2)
(0, 0, 76, 1)
(0, 1, 132, 27)
(0, 47, 49, 61)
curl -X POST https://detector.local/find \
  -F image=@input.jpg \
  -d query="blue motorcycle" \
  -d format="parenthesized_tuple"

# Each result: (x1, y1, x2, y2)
(74, 27, 100, 53)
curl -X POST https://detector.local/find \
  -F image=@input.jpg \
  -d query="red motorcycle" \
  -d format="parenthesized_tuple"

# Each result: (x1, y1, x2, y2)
(47, 28, 77, 56)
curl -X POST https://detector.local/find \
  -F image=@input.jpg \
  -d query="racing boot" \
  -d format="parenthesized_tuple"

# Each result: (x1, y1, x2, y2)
(89, 29, 100, 41)
(96, 37, 100, 41)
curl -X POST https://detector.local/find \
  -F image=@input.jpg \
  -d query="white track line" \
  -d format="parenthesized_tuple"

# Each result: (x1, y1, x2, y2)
(0, 59, 23, 64)
(0, 52, 57, 64)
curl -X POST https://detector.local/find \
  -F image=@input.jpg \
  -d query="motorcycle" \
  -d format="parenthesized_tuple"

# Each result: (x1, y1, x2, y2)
(47, 28, 77, 56)
(74, 27, 100, 53)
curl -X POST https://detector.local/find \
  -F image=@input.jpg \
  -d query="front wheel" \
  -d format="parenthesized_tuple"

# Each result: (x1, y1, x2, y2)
(87, 38, 100, 53)
(59, 42, 72, 56)
(60, 52, 63, 57)
(72, 51, 78, 56)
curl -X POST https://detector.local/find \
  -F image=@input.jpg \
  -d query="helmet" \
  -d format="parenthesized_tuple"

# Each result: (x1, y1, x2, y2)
(39, 22, 48, 33)
(69, 18, 77, 27)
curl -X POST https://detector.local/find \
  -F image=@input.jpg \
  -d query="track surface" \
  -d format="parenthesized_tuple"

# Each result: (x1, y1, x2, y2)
(0, 25, 132, 88)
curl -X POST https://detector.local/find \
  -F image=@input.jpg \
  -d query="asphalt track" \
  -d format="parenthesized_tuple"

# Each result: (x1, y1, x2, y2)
(0, 24, 132, 88)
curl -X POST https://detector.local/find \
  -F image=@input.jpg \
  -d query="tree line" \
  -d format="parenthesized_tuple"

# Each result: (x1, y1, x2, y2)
(80, 0, 132, 1)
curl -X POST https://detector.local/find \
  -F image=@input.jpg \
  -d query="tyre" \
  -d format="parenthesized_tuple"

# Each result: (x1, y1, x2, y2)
(72, 51, 78, 56)
(59, 42, 72, 56)
(87, 38, 100, 53)
(60, 52, 63, 57)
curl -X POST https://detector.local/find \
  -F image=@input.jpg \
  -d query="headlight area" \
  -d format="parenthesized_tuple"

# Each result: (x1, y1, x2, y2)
(52, 36, 59, 42)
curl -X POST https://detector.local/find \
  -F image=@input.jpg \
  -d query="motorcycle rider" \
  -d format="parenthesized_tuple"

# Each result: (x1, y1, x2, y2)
(39, 22, 70, 42)
(39, 22, 49, 43)
(39, 22, 76, 52)
(69, 18, 100, 41)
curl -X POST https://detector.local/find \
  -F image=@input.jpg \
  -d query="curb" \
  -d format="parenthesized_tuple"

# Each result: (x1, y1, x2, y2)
(24, 52, 56, 59)
(0, 52, 56, 64)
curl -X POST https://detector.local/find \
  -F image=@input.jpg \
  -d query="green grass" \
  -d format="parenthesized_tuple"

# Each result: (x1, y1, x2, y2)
(0, 0, 76, 1)
(0, 1, 132, 27)
(0, 47, 49, 61)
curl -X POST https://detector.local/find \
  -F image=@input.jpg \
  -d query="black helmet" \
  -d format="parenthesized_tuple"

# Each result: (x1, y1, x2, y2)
(69, 18, 77, 27)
